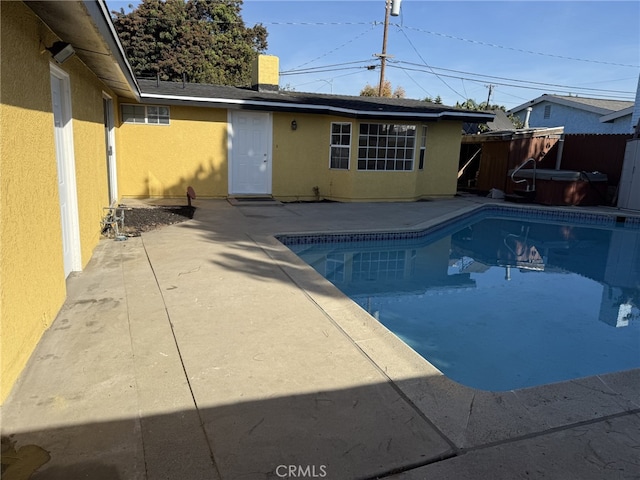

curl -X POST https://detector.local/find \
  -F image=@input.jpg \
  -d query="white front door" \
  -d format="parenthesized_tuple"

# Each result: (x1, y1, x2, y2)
(50, 65, 81, 278)
(229, 111, 272, 195)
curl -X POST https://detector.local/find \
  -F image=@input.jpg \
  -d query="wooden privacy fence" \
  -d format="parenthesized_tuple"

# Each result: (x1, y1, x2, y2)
(538, 134, 632, 186)
(471, 133, 560, 193)
(465, 133, 633, 194)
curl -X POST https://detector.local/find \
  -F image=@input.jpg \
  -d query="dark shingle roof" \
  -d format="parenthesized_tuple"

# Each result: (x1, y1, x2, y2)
(136, 79, 495, 123)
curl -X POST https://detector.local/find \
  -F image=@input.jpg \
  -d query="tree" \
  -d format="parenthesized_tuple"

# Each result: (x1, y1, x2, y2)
(455, 98, 508, 112)
(360, 80, 406, 98)
(423, 95, 442, 104)
(509, 114, 525, 129)
(455, 98, 523, 131)
(111, 0, 268, 86)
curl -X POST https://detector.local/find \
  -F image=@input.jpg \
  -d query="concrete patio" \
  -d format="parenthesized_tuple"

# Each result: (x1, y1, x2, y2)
(2, 197, 639, 480)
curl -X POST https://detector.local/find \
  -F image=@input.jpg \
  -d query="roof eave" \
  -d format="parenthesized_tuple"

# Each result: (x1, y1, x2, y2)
(25, 0, 140, 100)
(83, 0, 140, 99)
(139, 92, 495, 122)
(600, 106, 634, 123)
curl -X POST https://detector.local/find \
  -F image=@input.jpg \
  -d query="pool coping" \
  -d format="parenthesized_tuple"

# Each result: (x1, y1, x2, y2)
(262, 202, 640, 451)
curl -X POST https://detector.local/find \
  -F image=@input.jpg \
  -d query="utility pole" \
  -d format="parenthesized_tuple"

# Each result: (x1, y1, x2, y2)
(485, 84, 495, 107)
(376, 0, 401, 96)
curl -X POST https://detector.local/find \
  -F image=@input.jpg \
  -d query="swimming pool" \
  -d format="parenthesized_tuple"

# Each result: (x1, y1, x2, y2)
(279, 206, 640, 391)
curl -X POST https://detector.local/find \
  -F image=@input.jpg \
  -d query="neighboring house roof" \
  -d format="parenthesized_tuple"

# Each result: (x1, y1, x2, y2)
(137, 79, 495, 123)
(463, 109, 515, 134)
(600, 106, 635, 123)
(486, 110, 517, 131)
(508, 94, 634, 116)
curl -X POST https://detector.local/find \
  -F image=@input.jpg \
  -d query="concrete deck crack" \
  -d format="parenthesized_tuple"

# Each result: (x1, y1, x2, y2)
(461, 408, 640, 455)
(140, 237, 221, 479)
(120, 245, 149, 480)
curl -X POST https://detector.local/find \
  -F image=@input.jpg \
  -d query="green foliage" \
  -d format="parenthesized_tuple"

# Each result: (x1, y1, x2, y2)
(455, 98, 524, 131)
(509, 114, 525, 129)
(423, 95, 443, 104)
(455, 98, 507, 112)
(111, 0, 268, 86)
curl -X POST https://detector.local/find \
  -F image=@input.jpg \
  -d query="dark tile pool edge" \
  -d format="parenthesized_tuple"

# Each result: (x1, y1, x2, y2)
(276, 204, 640, 246)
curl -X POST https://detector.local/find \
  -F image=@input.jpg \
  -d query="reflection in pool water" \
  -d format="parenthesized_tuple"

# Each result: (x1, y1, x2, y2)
(283, 214, 640, 391)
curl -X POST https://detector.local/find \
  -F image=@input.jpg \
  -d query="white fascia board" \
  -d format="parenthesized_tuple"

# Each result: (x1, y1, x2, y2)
(140, 93, 494, 121)
(85, 0, 141, 99)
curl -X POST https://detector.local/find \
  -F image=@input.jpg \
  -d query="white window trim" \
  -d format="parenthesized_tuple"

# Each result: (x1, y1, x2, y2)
(329, 122, 352, 170)
(357, 123, 416, 172)
(419, 125, 427, 170)
(121, 103, 171, 125)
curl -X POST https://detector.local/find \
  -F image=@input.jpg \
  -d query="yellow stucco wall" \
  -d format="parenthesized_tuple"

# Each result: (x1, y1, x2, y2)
(272, 113, 333, 200)
(415, 122, 464, 198)
(1, 2, 113, 402)
(116, 107, 462, 202)
(272, 114, 462, 202)
(116, 104, 228, 198)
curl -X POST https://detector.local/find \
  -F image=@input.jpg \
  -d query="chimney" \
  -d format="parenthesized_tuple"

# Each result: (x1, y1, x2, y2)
(252, 55, 279, 92)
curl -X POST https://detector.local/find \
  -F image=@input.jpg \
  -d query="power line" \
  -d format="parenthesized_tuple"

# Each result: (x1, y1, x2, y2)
(397, 27, 465, 100)
(386, 64, 635, 100)
(266, 21, 374, 27)
(281, 65, 373, 77)
(109, 8, 639, 69)
(281, 58, 635, 99)
(393, 61, 636, 96)
(280, 55, 636, 98)
(396, 24, 640, 69)
(291, 24, 378, 70)
(291, 70, 369, 92)
(398, 67, 433, 98)
(280, 60, 375, 75)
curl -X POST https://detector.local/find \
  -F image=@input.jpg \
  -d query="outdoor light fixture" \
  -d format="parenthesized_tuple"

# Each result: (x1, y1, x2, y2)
(291, 120, 297, 131)
(47, 41, 75, 64)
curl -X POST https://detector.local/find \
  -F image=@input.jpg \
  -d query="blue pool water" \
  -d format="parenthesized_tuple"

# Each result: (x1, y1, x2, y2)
(280, 207, 640, 391)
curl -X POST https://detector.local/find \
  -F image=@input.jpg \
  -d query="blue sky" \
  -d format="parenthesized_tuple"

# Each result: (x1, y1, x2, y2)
(106, 0, 640, 110)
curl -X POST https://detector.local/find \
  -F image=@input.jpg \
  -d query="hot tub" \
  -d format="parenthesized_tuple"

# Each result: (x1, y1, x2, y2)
(508, 169, 608, 206)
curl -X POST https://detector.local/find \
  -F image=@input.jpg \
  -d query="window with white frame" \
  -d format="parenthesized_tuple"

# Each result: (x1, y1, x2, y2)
(329, 122, 351, 169)
(121, 104, 170, 124)
(418, 125, 427, 170)
(357, 123, 416, 171)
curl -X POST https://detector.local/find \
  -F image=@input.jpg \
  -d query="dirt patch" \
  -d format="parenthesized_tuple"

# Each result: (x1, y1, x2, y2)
(105, 205, 196, 237)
